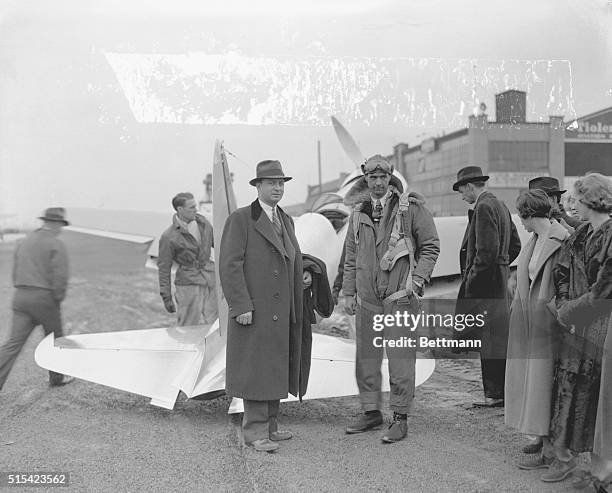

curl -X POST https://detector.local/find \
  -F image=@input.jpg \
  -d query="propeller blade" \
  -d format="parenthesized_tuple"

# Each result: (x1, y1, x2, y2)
(331, 116, 365, 168)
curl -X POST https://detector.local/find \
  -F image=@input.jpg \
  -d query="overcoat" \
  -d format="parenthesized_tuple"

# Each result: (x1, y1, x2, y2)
(549, 219, 612, 453)
(455, 191, 522, 357)
(220, 199, 304, 401)
(505, 221, 569, 435)
(593, 315, 612, 478)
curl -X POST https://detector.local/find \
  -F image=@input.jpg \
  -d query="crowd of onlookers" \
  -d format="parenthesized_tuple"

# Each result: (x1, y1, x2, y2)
(505, 172, 612, 491)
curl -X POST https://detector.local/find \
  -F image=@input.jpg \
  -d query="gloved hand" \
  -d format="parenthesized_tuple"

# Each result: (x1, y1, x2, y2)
(162, 297, 176, 313)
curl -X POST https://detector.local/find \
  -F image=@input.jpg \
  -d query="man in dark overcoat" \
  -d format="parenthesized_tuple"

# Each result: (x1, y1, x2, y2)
(453, 166, 521, 407)
(219, 160, 303, 453)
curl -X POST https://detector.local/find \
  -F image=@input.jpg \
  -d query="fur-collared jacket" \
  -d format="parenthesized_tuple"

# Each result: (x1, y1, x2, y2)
(342, 178, 439, 310)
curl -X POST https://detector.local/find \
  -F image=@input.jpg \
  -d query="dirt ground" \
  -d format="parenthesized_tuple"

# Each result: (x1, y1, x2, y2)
(0, 237, 582, 493)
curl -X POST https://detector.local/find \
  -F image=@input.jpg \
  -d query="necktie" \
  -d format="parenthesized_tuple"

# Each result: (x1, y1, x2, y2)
(372, 200, 383, 222)
(272, 208, 282, 236)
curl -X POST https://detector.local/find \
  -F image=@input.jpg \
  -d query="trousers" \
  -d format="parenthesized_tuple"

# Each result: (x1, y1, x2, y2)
(0, 288, 65, 389)
(242, 399, 280, 443)
(355, 303, 416, 414)
(175, 284, 218, 326)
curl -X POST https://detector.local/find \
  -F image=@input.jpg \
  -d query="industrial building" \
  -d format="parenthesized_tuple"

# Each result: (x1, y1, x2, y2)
(392, 90, 568, 216)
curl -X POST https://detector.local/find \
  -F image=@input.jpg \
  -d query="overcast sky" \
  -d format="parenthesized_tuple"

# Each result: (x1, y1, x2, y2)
(1, 0, 611, 223)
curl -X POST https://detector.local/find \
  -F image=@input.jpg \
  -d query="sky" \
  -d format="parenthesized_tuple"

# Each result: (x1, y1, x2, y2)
(0, 0, 611, 225)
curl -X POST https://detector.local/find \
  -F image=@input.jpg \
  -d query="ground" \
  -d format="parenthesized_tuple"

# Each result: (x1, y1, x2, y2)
(0, 237, 582, 492)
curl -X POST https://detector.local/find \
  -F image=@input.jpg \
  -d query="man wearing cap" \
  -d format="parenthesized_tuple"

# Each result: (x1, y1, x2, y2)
(158, 192, 218, 327)
(529, 176, 582, 232)
(453, 166, 521, 407)
(342, 154, 439, 442)
(0, 208, 74, 390)
(219, 160, 304, 453)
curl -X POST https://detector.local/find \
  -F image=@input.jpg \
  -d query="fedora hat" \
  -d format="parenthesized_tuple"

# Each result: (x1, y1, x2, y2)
(38, 207, 69, 226)
(249, 160, 293, 186)
(528, 176, 566, 195)
(452, 166, 489, 191)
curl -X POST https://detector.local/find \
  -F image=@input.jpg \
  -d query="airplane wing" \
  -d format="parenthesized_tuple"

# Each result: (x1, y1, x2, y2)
(66, 207, 170, 258)
(61, 226, 154, 275)
(34, 325, 435, 409)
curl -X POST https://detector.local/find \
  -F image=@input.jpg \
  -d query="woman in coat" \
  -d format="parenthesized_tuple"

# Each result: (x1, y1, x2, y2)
(505, 190, 570, 469)
(543, 173, 612, 485)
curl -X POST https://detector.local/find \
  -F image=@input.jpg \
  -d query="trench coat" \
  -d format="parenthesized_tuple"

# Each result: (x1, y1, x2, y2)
(505, 221, 569, 436)
(219, 200, 304, 401)
(455, 191, 522, 357)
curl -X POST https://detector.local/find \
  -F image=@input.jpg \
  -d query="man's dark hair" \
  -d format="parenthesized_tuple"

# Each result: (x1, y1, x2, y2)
(470, 181, 487, 189)
(516, 190, 551, 219)
(172, 192, 194, 211)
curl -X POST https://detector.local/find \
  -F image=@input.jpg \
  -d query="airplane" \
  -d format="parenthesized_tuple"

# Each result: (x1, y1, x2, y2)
(35, 140, 438, 410)
(34, 113, 534, 410)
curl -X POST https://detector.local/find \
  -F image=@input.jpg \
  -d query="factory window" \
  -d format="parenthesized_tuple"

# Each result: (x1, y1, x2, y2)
(489, 141, 548, 171)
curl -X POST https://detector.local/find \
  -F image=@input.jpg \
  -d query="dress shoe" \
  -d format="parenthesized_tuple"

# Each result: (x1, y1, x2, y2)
(269, 430, 293, 441)
(540, 458, 577, 482)
(345, 411, 383, 434)
(247, 439, 279, 452)
(381, 416, 407, 443)
(49, 376, 75, 387)
(472, 398, 504, 408)
(522, 440, 543, 454)
(517, 454, 553, 470)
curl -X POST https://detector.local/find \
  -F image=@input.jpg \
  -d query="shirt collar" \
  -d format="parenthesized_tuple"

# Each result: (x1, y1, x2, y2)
(258, 199, 277, 216)
(174, 214, 193, 230)
(370, 189, 391, 209)
(469, 189, 487, 209)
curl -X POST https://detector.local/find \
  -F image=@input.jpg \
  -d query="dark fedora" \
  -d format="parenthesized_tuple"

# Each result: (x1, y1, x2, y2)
(38, 207, 69, 226)
(452, 166, 489, 191)
(249, 160, 293, 186)
(528, 176, 566, 195)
